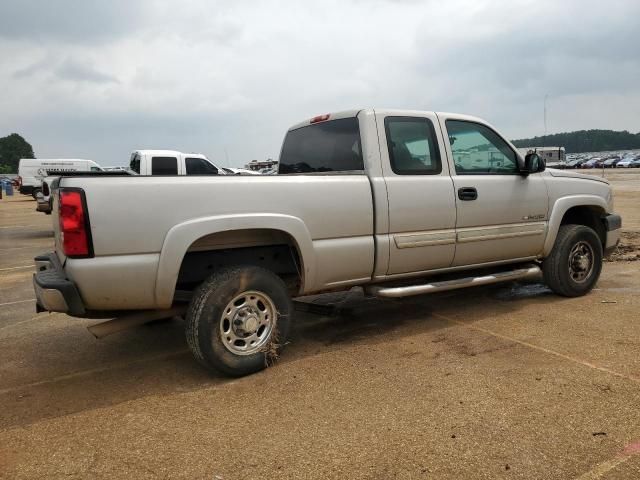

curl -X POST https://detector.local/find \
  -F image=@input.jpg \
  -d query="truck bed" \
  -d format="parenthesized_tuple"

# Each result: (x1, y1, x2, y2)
(55, 174, 376, 309)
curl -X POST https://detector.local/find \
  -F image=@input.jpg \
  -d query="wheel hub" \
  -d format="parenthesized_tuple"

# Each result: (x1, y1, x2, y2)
(233, 308, 260, 336)
(568, 241, 595, 283)
(573, 255, 589, 272)
(220, 291, 276, 355)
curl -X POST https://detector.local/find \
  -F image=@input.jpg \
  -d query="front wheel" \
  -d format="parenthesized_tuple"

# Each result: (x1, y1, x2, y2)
(542, 224, 603, 297)
(185, 266, 292, 376)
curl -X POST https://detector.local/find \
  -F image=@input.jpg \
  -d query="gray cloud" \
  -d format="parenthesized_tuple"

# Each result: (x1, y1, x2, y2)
(0, 0, 638, 167)
(54, 59, 119, 84)
(12, 58, 50, 78)
(0, 0, 144, 44)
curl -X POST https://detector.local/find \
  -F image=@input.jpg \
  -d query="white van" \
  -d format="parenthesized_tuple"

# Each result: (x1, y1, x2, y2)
(128, 150, 224, 176)
(18, 158, 102, 197)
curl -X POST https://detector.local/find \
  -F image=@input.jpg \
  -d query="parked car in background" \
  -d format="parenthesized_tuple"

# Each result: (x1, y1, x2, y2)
(616, 158, 638, 168)
(581, 158, 603, 169)
(17, 158, 102, 197)
(222, 167, 262, 175)
(565, 159, 585, 169)
(34, 108, 620, 377)
(36, 169, 134, 214)
(129, 150, 225, 175)
(603, 158, 621, 168)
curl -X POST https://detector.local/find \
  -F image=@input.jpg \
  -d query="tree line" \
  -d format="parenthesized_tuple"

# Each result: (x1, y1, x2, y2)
(0, 133, 35, 174)
(512, 129, 640, 154)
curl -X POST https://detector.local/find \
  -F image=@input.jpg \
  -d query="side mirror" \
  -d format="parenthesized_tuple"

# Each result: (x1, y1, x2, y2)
(522, 153, 545, 175)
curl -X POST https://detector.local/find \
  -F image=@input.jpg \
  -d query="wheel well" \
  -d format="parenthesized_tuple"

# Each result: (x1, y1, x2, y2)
(176, 229, 302, 295)
(560, 206, 606, 247)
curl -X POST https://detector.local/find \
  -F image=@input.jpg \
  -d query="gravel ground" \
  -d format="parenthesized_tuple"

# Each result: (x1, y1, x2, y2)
(1, 171, 640, 479)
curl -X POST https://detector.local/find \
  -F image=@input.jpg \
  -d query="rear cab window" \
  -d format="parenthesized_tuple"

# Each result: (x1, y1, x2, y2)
(384, 117, 442, 175)
(279, 117, 363, 174)
(129, 153, 141, 174)
(151, 156, 178, 175)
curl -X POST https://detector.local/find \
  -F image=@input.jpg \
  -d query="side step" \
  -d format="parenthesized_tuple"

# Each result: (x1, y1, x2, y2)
(365, 265, 542, 298)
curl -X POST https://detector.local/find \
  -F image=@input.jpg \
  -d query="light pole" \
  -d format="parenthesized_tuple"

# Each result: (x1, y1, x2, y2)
(543, 93, 548, 144)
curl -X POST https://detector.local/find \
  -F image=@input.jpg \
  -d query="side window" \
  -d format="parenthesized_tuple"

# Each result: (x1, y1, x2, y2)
(185, 157, 219, 175)
(279, 117, 364, 174)
(446, 120, 518, 174)
(151, 156, 178, 175)
(90, 167, 101, 172)
(384, 117, 441, 175)
(129, 153, 141, 174)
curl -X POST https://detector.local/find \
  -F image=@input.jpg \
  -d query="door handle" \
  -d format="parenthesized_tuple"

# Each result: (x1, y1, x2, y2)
(458, 187, 478, 201)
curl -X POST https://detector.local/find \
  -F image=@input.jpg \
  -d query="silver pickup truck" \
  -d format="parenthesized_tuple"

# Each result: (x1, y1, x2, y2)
(34, 109, 621, 376)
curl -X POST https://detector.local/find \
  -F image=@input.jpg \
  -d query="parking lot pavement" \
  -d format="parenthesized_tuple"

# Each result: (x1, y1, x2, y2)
(1, 177, 640, 479)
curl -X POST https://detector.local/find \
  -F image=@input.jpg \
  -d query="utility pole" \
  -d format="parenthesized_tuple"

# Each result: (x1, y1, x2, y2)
(543, 93, 548, 145)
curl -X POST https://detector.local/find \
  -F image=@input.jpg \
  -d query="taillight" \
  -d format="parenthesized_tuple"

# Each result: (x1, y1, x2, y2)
(58, 189, 92, 257)
(310, 114, 330, 124)
(16, 176, 22, 187)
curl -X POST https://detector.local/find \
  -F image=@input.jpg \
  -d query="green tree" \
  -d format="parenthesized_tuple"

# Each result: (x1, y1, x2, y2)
(0, 133, 35, 173)
(512, 130, 640, 154)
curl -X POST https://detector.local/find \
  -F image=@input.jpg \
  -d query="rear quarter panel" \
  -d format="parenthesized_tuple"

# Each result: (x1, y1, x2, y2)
(59, 175, 374, 308)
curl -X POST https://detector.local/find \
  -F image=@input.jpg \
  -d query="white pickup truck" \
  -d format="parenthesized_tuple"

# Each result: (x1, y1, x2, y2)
(129, 150, 224, 175)
(33, 109, 621, 376)
(36, 151, 224, 214)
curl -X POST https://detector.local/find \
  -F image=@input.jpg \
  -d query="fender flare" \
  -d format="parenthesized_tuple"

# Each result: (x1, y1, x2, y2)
(543, 195, 608, 256)
(154, 213, 316, 308)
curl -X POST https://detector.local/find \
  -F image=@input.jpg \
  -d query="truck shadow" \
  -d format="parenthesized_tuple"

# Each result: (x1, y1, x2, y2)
(0, 280, 555, 430)
(2, 230, 54, 240)
(290, 281, 553, 347)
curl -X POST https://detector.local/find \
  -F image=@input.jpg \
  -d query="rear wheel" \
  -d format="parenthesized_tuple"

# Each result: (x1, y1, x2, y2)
(542, 224, 603, 297)
(185, 266, 292, 376)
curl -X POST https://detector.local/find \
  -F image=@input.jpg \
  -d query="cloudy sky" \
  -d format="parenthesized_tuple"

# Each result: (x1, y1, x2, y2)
(1, 0, 639, 167)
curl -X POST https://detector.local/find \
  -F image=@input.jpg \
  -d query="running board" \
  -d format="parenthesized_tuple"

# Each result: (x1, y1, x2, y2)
(365, 266, 541, 298)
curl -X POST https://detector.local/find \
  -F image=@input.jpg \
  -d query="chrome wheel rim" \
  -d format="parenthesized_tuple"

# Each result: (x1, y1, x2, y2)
(220, 290, 276, 356)
(568, 241, 595, 283)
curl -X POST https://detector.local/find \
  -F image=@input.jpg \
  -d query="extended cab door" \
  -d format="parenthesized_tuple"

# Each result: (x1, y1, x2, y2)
(376, 111, 457, 275)
(150, 155, 179, 175)
(439, 115, 549, 266)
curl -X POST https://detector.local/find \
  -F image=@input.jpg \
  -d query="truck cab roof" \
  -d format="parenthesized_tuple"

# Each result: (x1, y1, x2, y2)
(131, 150, 208, 159)
(286, 108, 488, 132)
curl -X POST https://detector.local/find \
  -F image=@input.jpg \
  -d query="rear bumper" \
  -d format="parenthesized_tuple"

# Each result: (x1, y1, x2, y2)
(35, 193, 51, 213)
(603, 214, 622, 255)
(33, 253, 85, 315)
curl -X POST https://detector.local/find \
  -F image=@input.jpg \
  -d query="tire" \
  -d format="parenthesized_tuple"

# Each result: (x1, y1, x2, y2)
(542, 224, 603, 297)
(185, 265, 292, 376)
(31, 188, 41, 199)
